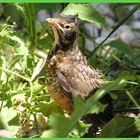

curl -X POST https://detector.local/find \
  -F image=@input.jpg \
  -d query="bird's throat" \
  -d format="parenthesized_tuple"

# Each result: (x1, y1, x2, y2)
(48, 40, 77, 59)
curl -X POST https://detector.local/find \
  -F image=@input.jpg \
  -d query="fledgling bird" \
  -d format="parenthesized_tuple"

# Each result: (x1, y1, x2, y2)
(45, 15, 104, 113)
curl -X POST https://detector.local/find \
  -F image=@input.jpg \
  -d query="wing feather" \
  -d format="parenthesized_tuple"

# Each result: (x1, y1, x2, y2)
(57, 64, 104, 100)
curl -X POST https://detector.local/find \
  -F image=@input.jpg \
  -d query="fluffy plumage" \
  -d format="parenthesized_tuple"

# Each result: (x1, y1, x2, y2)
(45, 16, 104, 113)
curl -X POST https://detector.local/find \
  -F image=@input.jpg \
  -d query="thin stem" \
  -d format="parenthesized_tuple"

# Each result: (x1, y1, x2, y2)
(113, 107, 140, 113)
(126, 91, 140, 112)
(0, 99, 4, 112)
(0, 67, 30, 82)
(29, 81, 33, 103)
(87, 6, 138, 59)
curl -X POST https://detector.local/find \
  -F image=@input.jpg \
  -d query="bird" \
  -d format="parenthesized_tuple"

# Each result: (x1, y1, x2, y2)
(45, 15, 104, 113)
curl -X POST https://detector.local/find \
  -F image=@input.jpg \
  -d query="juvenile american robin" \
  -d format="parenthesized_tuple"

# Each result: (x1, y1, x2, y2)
(45, 16, 104, 113)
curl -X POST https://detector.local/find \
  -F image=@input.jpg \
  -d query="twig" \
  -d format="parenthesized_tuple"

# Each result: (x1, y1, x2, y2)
(113, 107, 140, 113)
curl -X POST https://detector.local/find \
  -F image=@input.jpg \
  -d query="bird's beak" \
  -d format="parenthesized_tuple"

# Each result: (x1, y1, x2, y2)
(46, 18, 64, 32)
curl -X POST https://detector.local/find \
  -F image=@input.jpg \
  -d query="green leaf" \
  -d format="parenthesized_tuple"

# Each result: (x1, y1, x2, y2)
(0, 55, 7, 84)
(106, 40, 133, 56)
(31, 58, 46, 81)
(38, 102, 63, 116)
(135, 117, 140, 132)
(0, 115, 6, 129)
(61, 4, 107, 28)
(16, 3, 37, 51)
(0, 107, 19, 133)
(0, 24, 28, 56)
(41, 113, 70, 137)
(8, 55, 23, 70)
(37, 3, 61, 11)
(41, 113, 89, 138)
(88, 102, 107, 114)
(8, 115, 19, 126)
(100, 116, 137, 137)
(69, 121, 90, 138)
(72, 96, 106, 119)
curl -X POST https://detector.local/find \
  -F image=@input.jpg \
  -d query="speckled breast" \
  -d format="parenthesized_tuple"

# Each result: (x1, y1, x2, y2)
(45, 60, 60, 92)
(45, 57, 73, 113)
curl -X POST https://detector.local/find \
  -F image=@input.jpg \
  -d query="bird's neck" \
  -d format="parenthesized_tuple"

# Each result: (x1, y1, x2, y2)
(47, 41, 88, 66)
(48, 41, 78, 59)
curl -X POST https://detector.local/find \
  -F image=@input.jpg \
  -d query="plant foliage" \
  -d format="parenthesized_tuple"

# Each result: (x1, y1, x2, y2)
(0, 3, 140, 138)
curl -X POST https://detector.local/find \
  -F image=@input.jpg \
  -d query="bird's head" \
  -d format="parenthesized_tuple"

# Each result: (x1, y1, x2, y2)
(47, 16, 78, 46)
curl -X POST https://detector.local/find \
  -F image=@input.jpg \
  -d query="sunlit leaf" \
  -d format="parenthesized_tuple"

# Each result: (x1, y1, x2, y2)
(62, 4, 107, 27)
(31, 58, 46, 81)
(0, 107, 19, 133)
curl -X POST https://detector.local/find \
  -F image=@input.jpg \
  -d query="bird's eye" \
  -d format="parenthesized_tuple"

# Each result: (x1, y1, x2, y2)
(64, 24, 71, 29)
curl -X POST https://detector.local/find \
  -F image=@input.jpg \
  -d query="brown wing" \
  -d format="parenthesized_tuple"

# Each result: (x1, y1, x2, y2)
(57, 64, 104, 101)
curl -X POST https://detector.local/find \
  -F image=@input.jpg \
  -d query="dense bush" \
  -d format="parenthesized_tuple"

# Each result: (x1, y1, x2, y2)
(0, 3, 140, 138)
